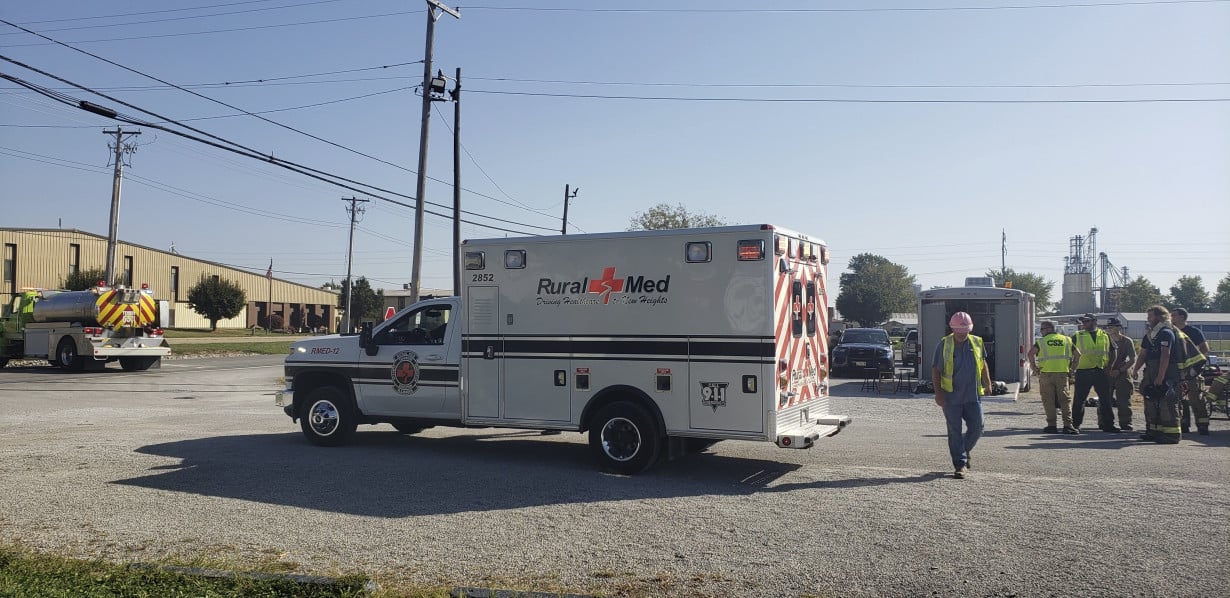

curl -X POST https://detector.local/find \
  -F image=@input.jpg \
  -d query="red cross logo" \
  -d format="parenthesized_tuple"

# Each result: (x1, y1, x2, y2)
(588, 267, 624, 304)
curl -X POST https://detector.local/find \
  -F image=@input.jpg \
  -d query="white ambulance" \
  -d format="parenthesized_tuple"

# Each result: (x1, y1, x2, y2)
(277, 225, 850, 473)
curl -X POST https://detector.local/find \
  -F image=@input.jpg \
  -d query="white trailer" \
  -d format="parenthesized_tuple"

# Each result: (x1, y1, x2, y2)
(278, 225, 851, 473)
(917, 285, 1035, 398)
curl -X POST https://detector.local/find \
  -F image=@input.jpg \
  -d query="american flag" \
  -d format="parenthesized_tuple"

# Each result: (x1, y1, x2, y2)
(266, 260, 273, 280)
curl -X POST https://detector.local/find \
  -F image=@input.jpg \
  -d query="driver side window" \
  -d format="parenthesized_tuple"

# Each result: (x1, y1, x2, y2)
(379, 305, 450, 346)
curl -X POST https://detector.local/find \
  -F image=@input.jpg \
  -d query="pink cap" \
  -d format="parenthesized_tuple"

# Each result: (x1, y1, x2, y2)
(949, 312, 973, 333)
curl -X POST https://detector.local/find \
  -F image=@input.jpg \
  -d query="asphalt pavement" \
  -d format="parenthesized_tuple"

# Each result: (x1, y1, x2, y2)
(0, 357, 1226, 597)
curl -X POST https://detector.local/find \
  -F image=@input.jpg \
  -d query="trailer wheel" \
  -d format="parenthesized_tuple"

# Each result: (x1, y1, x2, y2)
(0, 357, 8, 369)
(299, 386, 358, 447)
(120, 357, 159, 371)
(589, 401, 661, 474)
(55, 338, 83, 371)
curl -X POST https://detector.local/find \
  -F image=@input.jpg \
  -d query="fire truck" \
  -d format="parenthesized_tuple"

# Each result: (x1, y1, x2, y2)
(277, 225, 851, 473)
(0, 283, 170, 371)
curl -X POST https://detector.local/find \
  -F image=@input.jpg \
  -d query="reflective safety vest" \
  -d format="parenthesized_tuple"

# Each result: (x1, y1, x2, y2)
(941, 334, 985, 393)
(1036, 333, 1073, 373)
(1176, 329, 1207, 372)
(1074, 329, 1110, 369)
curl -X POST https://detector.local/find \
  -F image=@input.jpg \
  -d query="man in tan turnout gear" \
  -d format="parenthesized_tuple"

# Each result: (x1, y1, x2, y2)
(1104, 318, 1135, 431)
(1029, 320, 1080, 434)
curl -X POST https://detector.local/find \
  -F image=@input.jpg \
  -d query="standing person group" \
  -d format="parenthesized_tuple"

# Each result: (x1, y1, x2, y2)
(932, 311, 992, 480)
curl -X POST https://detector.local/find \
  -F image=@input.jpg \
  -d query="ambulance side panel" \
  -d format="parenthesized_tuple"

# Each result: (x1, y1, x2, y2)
(458, 226, 841, 442)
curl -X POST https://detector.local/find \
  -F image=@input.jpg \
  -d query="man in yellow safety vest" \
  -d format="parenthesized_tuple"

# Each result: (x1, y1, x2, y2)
(1071, 313, 1115, 432)
(1029, 320, 1080, 434)
(931, 311, 993, 479)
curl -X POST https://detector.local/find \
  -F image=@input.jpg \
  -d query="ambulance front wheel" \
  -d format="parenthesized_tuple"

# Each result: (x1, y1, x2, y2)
(299, 386, 358, 447)
(589, 401, 661, 475)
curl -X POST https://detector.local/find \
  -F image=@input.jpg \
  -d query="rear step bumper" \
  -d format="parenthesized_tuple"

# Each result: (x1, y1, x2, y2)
(776, 414, 852, 448)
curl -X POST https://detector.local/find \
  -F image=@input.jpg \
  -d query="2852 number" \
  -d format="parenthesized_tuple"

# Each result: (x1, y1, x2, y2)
(471, 273, 495, 282)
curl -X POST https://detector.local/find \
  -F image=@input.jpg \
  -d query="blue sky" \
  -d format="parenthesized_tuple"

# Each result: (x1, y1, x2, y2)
(2, 0, 1228, 306)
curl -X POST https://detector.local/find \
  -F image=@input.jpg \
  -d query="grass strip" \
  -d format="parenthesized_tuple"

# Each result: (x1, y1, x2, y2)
(0, 547, 369, 597)
(171, 341, 293, 356)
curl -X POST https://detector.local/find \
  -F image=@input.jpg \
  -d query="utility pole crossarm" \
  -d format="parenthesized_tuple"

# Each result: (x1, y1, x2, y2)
(427, 0, 460, 18)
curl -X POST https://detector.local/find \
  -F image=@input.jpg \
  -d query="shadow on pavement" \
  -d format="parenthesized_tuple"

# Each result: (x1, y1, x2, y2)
(113, 430, 940, 518)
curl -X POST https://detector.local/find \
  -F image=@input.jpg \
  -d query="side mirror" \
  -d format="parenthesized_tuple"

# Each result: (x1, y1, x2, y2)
(360, 322, 378, 356)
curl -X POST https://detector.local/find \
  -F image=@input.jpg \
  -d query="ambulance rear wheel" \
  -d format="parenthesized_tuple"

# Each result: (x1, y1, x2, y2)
(299, 386, 357, 447)
(589, 401, 661, 475)
(55, 338, 83, 371)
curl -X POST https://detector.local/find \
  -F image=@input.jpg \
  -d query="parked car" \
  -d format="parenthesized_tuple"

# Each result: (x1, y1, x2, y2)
(902, 329, 919, 367)
(830, 327, 894, 377)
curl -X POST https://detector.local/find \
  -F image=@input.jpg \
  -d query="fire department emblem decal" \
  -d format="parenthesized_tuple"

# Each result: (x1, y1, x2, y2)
(700, 381, 728, 412)
(391, 350, 421, 395)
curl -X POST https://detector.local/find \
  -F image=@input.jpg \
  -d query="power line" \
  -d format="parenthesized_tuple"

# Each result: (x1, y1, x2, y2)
(468, 75, 1230, 90)
(0, 20, 424, 177)
(0, 69, 539, 235)
(0, 27, 565, 229)
(0, 9, 423, 47)
(467, 88, 1230, 103)
(0, 58, 551, 234)
(1, 0, 350, 35)
(464, 1, 1228, 12)
(431, 103, 557, 217)
(0, 144, 347, 227)
(12, 0, 326, 25)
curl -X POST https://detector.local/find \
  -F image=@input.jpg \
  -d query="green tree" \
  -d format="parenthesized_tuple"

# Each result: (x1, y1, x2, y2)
(835, 254, 916, 327)
(628, 203, 727, 230)
(186, 275, 246, 331)
(1117, 276, 1164, 312)
(1168, 275, 1210, 312)
(337, 277, 384, 332)
(61, 267, 108, 291)
(1213, 273, 1230, 312)
(986, 267, 1054, 308)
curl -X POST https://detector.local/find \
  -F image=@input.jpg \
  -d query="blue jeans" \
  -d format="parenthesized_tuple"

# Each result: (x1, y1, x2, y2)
(943, 397, 984, 470)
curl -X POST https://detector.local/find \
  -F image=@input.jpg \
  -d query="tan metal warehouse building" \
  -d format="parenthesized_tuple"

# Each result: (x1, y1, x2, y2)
(1, 228, 339, 331)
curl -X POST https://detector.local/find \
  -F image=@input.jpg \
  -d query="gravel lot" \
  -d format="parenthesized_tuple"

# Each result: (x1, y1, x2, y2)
(1, 357, 1227, 597)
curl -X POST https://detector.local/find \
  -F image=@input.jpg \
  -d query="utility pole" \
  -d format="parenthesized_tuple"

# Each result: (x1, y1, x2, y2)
(562, 185, 579, 235)
(343, 197, 370, 333)
(1000, 229, 1006, 281)
(103, 127, 140, 286)
(410, 0, 460, 303)
(452, 66, 462, 296)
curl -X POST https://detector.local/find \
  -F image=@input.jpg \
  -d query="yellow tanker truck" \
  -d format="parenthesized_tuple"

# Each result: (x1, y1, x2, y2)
(0, 284, 170, 371)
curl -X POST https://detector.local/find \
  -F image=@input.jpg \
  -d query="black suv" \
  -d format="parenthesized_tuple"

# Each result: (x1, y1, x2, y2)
(831, 328, 894, 377)
(902, 329, 919, 367)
